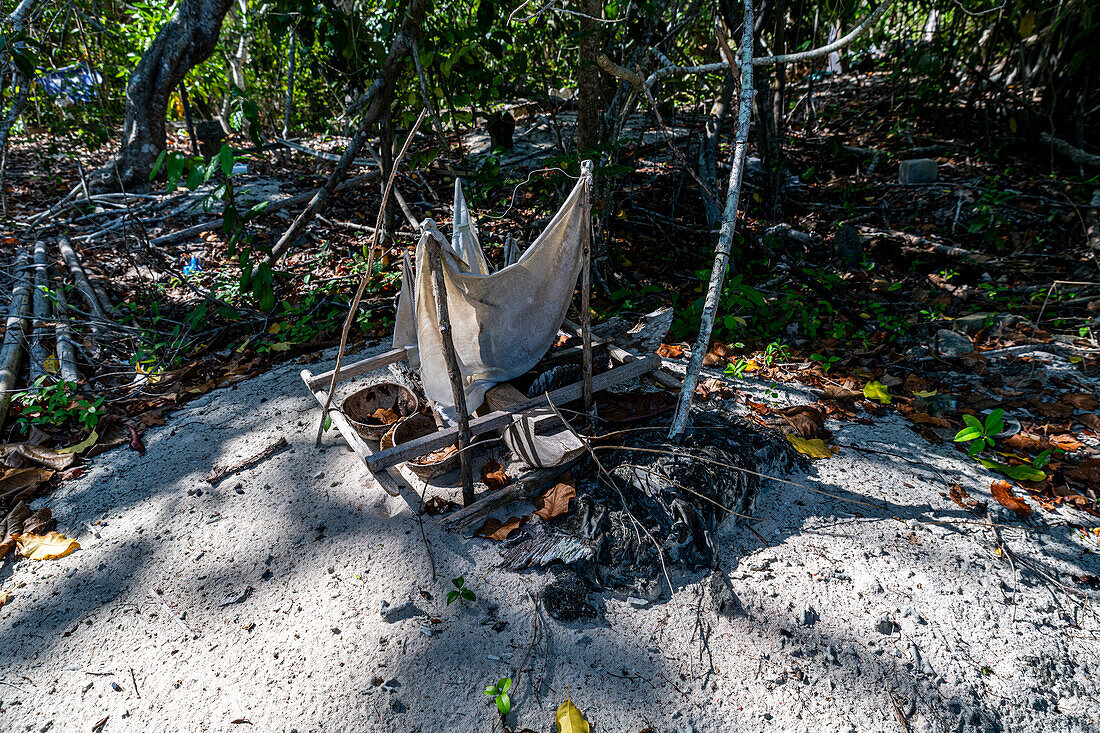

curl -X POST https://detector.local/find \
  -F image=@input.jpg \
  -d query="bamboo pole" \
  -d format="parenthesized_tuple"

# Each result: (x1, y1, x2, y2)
(667, 0, 755, 443)
(0, 249, 32, 427)
(29, 240, 50, 381)
(57, 236, 107, 351)
(52, 267, 79, 383)
(422, 228, 474, 505)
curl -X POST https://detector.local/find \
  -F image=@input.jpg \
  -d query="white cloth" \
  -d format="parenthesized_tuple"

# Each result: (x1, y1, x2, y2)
(393, 163, 592, 422)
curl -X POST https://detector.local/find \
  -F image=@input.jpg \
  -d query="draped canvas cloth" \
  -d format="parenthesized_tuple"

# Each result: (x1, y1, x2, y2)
(393, 163, 592, 422)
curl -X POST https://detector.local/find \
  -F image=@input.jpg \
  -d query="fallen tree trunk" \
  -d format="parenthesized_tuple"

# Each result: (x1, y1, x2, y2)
(0, 249, 33, 427)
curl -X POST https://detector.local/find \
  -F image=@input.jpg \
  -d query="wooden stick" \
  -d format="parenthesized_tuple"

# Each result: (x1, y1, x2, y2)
(205, 436, 290, 485)
(28, 240, 50, 381)
(422, 228, 475, 505)
(315, 110, 427, 447)
(0, 249, 32, 427)
(51, 273, 79, 384)
(668, 0, 755, 444)
(580, 164, 595, 431)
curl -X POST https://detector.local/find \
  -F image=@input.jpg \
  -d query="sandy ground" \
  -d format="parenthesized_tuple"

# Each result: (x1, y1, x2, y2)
(1, 342, 1098, 733)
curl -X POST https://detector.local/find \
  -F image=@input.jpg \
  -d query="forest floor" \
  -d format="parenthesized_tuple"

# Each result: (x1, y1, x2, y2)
(2, 71, 1100, 731)
(0, 342, 1097, 733)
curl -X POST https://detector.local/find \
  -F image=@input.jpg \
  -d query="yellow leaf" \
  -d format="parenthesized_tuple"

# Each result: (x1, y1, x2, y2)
(0, 590, 9, 609)
(1018, 12, 1034, 37)
(13, 532, 80, 561)
(742, 359, 760, 372)
(1008, 117, 1018, 134)
(269, 342, 292, 352)
(556, 699, 590, 733)
(267, 323, 283, 334)
(784, 434, 838, 459)
(43, 354, 60, 374)
(863, 381, 891, 404)
(57, 430, 98, 455)
(912, 390, 938, 398)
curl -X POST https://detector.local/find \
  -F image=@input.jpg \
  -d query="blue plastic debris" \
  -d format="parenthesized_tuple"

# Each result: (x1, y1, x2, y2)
(182, 255, 202, 276)
(37, 64, 103, 104)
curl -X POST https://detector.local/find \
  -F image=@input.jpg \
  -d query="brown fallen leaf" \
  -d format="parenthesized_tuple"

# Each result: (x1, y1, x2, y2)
(947, 484, 985, 514)
(1048, 434, 1084, 452)
(656, 343, 684, 359)
(1064, 458, 1100, 486)
(779, 405, 829, 439)
(990, 480, 1032, 519)
(695, 378, 736, 401)
(480, 460, 511, 491)
(21, 507, 53, 536)
(127, 425, 146, 456)
(370, 407, 401, 425)
(0, 468, 54, 501)
(1079, 413, 1100, 431)
(534, 482, 576, 521)
(1060, 393, 1099, 411)
(820, 386, 862, 402)
(1003, 432, 1048, 452)
(476, 516, 527, 541)
(0, 443, 75, 470)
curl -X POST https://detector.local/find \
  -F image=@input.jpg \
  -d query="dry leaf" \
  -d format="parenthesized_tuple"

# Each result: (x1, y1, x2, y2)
(21, 507, 53, 536)
(1065, 458, 1100, 486)
(990, 480, 1032, 519)
(1048, 434, 1083, 452)
(0, 467, 53, 499)
(656, 343, 684, 359)
(947, 484, 985, 514)
(476, 516, 526, 541)
(370, 407, 401, 425)
(1079, 413, 1100, 431)
(422, 496, 459, 515)
(784, 434, 837, 459)
(57, 430, 99, 455)
(480, 460, 511, 491)
(696, 378, 736, 400)
(534, 482, 575, 521)
(13, 531, 80, 561)
(0, 444, 75, 470)
(1060, 393, 1098, 411)
(0, 591, 9, 609)
(127, 425, 146, 455)
(779, 405, 828, 439)
(555, 699, 590, 733)
(820, 386, 862, 401)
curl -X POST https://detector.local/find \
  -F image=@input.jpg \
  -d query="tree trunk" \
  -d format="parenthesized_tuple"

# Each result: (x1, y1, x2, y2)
(91, 0, 234, 191)
(575, 0, 603, 154)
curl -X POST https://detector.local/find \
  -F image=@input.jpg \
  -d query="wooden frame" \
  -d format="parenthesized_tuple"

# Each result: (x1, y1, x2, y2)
(300, 346, 663, 518)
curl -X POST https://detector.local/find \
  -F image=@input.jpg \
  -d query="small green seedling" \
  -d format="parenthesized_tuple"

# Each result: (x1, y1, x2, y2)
(809, 353, 840, 372)
(447, 576, 475, 605)
(484, 677, 512, 716)
(954, 408, 1005, 457)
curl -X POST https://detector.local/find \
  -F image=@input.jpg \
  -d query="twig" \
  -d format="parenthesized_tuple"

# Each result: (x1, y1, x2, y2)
(315, 109, 428, 448)
(148, 590, 195, 639)
(415, 477, 436, 581)
(205, 437, 290, 485)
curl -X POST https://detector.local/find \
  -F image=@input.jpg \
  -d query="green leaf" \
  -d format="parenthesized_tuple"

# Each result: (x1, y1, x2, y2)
(447, 590, 459, 605)
(484, 685, 498, 696)
(967, 440, 984, 457)
(984, 408, 1004, 436)
(219, 144, 234, 178)
(498, 678, 511, 694)
(452, 576, 464, 589)
(150, 149, 167, 180)
(954, 426, 982, 442)
(977, 457, 1047, 482)
(1033, 450, 1051, 470)
(461, 587, 475, 601)
(863, 381, 891, 404)
(962, 414, 983, 430)
(495, 692, 510, 716)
